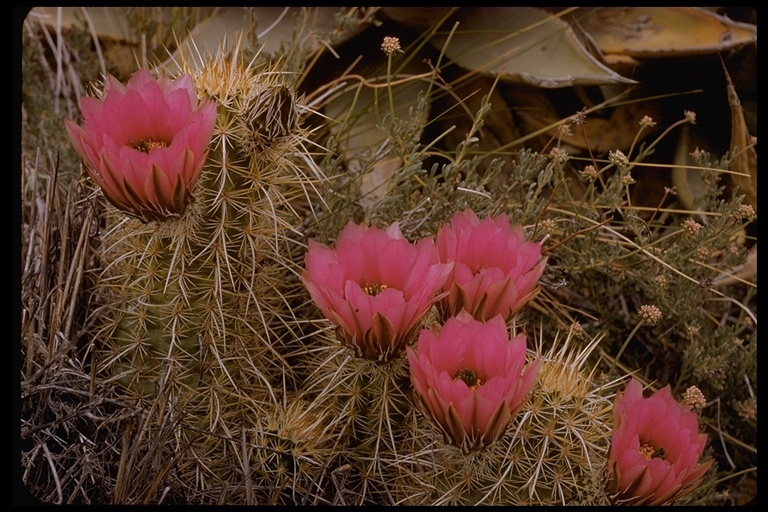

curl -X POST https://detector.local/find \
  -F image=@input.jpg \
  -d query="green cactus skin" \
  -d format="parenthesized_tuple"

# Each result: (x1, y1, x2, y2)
(293, 320, 427, 505)
(85, 46, 718, 507)
(394, 330, 617, 505)
(90, 49, 326, 502)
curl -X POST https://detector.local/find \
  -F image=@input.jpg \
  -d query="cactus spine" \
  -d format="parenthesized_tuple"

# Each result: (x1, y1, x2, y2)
(395, 328, 616, 505)
(85, 41, 659, 508)
(91, 45, 327, 502)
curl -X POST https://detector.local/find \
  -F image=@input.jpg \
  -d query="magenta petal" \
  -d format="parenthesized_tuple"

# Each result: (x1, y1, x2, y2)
(405, 309, 536, 452)
(64, 68, 215, 222)
(436, 209, 545, 321)
(608, 378, 711, 505)
(302, 220, 449, 361)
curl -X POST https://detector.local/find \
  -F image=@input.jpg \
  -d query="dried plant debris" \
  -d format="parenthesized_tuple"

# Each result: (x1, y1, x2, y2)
(19, 7, 756, 506)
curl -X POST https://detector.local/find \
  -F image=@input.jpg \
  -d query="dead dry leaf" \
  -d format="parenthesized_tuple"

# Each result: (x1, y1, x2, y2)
(157, 7, 371, 74)
(578, 7, 757, 58)
(671, 124, 711, 212)
(419, 7, 636, 88)
(500, 85, 664, 154)
(379, 7, 457, 32)
(721, 60, 757, 211)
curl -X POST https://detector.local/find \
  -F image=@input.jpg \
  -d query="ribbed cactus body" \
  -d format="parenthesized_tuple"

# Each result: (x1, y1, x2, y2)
(86, 47, 627, 506)
(296, 331, 432, 504)
(97, 108, 299, 400)
(392, 331, 614, 505)
(97, 219, 209, 398)
(90, 51, 324, 502)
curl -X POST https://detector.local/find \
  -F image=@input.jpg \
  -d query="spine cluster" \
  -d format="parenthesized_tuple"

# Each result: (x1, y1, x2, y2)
(91, 50, 330, 500)
(84, 50, 715, 505)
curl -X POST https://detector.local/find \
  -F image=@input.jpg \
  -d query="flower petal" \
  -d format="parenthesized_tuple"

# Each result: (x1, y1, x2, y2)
(407, 310, 536, 452)
(607, 378, 711, 505)
(436, 209, 545, 321)
(64, 68, 215, 222)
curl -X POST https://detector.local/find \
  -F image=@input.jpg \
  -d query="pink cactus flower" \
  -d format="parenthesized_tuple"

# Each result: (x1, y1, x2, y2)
(407, 310, 539, 453)
(65, 68, 216, 222)
(302, 221, 451, 362)
(606, 379, 713, 505)
(436, 209, 547, 322)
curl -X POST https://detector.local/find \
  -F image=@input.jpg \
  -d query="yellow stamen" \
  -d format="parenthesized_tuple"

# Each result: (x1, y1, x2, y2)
(132, 139, 168, 153)
(639, 443, 666, 460)
(454, 368, 484, 390)
(363, 283, 388, 296)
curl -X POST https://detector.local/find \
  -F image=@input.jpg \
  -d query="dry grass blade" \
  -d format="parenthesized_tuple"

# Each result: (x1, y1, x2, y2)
(19, 6, 756, 506)
(20, 156, 132, 505)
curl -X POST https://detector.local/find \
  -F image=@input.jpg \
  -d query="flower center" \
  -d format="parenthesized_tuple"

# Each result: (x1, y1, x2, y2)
(363, 283, 388, 296)
(638, 443, 666, 460)
(454, 368, 484, 390)
(132, 139, 168, 153)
